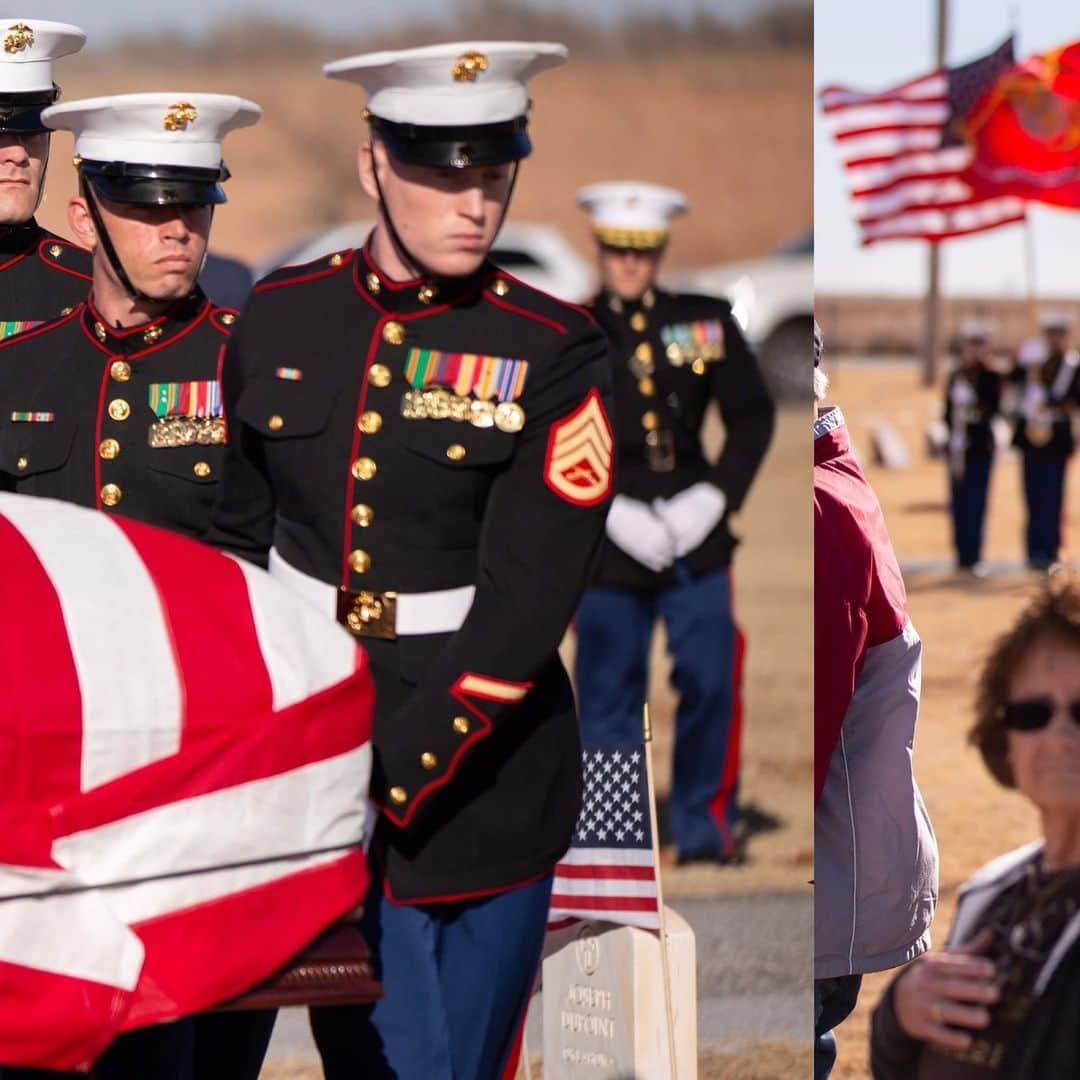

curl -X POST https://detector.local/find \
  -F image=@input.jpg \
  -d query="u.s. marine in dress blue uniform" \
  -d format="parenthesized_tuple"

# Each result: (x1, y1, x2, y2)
(573, 182, 775, 865)
(0, 19, 90, 340)
(942, 319, 1001, 574)
(206, 41, 615, 1080)
(0, 294, 237, 525)
(1007, 313, 1080, 570)
(0, 91, 272, 1080)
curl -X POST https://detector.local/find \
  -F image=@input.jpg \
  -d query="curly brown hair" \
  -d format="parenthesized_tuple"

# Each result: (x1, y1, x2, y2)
(971, 570, 1080, 787)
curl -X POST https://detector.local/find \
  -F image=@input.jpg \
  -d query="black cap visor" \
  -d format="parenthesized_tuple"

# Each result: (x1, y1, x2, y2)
(80, 159, 228, 206)
(0, 86, 60, 135)
(370, 115, 531, 168)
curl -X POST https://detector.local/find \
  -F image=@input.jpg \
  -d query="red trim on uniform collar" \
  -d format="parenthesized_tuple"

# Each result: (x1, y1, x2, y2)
(81, 291, 209, 356)
(360, 239, 425, 292)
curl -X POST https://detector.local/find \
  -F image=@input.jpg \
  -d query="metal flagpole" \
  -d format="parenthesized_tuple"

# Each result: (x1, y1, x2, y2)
(922, 0, 949, 386)
(643, 703, 679, 1079)
(1024, 213, 1038, 336)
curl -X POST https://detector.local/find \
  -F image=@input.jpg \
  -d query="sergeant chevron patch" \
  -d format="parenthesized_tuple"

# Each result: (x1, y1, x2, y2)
(543, 388, 614, 507)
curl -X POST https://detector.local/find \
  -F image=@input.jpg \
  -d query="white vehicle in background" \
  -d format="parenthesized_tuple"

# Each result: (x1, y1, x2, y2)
(666, 229, 813, 400)
(255, 221, 595, 304)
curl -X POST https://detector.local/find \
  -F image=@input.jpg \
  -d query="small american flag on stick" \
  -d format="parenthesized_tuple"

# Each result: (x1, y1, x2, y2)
(548, 743, 661, 932)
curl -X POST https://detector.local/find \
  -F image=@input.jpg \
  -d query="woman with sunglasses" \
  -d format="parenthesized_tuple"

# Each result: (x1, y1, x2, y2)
(870, 572, 1080, 1078)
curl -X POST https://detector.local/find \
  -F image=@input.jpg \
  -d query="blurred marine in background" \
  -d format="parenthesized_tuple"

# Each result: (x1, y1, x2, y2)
(1007, 311, 1080, 571)
(573, 181, 775, 864)
(0, 18, 90, 339)
(943, 318, 1001, 575)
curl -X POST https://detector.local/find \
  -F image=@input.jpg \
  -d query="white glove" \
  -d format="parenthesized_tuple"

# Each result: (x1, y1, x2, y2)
(651, 483, 727, 558)
(605, 495, 677, 572)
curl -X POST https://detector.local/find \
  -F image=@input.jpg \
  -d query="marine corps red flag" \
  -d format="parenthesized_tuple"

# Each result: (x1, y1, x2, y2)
(0, 494, 374, 1072)
(961, 40, 1080, 208)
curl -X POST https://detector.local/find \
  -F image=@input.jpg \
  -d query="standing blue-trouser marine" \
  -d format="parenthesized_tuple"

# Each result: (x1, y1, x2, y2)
(572, 180, 776, 864)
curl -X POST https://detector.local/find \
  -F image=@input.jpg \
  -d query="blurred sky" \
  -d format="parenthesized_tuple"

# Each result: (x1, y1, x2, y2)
(21, 0, 768, 41)
(816, 0, 1080, 298)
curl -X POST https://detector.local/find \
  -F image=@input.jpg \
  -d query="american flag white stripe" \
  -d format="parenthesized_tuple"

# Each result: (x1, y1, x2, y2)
(232, 556, 360, 711)
(0, 496, 183, 792)
(820, 53, 1025, 244)
(0, 863, 143, 989)
(52, 745, 371, 927)
(860, 198, 1025, 243)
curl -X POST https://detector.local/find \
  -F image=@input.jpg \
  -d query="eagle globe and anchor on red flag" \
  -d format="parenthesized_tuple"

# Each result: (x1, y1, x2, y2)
(0, 494, 381, 1072)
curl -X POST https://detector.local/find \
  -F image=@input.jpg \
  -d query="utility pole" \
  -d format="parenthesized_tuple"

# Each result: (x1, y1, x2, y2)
(922, 0, 948, 386)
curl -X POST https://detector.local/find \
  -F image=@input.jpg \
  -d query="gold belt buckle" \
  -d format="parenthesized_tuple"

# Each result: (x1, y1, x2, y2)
(336, 589, 398, 640)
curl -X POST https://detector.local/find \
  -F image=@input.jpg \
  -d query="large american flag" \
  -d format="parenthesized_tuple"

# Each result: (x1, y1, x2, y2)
(548, 744, 660, 932)
(821, 37, 1026, 244)
(0, 494, 374, 1072)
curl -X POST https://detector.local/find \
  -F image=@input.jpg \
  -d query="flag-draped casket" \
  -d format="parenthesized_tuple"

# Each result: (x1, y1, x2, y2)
(0, 493, 374, 1072)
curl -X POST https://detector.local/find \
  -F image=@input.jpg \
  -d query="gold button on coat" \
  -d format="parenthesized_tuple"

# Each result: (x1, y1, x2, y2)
(350, 504, 374, 527)
(100, 483, 122, 507)
(445, 443, 466, 461)
(99, 438, 120, 460)
(692, 358, 707, 376)
(369, 364, 391, 389)
(630, 312, 648, 332)
(108, 399, 131, 421)
(452, 716, 470, 735)
(389, 786, 408, 805)
(641, 411, 659, 431)
(268, 414, 284, 431)
(420, 752, 438, 770)
(352, 457, 377, 480)
(348, 549, 371, 574)
(359, 411, 382, 434)
(110, 360, 131, 382)
(382, 321, 406, 346)
(193, 461, 212, 478)
(638, 376, 656, 397)
(15, 455, 28, 471)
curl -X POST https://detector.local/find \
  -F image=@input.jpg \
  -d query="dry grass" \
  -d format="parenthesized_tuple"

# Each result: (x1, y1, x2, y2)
(821, 361, 1047, 1078)
(36, 51, 810, 271)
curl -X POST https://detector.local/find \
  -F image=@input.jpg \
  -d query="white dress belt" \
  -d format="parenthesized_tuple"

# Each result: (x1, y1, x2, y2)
(268, 548, 475, 636)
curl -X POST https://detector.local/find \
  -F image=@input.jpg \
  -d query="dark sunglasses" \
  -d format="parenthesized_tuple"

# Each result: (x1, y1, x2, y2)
(1000, 698, 1080, 731)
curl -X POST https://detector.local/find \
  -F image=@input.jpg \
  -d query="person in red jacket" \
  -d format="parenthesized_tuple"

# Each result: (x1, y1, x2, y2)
(814, 322, 939, 1078)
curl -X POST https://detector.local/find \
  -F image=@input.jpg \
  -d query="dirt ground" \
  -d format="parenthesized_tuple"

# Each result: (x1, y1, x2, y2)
(261, 1040, 812, 1080)
(822, 359, 1050, 1079)
(34, 48, 810, 272)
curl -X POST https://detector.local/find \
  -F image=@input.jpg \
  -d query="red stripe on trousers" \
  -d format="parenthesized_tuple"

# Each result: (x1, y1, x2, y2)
(710, 569, 745, 849)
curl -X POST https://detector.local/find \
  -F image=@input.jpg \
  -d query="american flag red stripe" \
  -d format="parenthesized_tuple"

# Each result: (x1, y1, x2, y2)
(547, 745, 661, 932)
(820, 46, 1026, 245)
(0, 493, 375, 1071)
